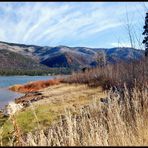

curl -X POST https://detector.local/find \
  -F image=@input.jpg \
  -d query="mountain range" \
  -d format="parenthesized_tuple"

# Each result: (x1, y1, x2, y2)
(0, 41, 144, 72)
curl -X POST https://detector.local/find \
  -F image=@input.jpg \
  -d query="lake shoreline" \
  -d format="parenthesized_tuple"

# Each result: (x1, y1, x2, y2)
(0, 75, 56, 110)
(2, 78, 62, 116)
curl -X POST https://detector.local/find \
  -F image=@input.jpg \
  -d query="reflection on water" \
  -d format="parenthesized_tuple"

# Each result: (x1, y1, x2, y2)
(0, 76, 54, 109)
(0, 88, 23, 109)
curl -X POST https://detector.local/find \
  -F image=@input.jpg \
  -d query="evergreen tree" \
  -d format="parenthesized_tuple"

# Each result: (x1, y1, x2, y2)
(142, 12, 148, 57)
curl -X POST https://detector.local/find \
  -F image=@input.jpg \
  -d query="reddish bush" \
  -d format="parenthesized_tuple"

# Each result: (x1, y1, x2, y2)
(10, 79, 61, 93)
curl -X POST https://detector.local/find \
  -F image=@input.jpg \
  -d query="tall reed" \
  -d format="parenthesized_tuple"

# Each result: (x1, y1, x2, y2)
(20, 84, 148, 146)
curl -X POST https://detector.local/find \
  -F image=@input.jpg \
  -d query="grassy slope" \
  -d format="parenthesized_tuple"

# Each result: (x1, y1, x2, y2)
(1, 84, 106, 144)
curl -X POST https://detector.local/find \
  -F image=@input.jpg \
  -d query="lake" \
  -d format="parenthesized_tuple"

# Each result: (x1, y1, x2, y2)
(0, 75, 55, 109)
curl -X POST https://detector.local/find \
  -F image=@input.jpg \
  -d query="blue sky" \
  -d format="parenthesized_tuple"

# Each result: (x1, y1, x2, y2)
(0, 2, 147, 49)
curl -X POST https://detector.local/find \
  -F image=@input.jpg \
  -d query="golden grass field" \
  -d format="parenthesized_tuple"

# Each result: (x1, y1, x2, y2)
(1, 82, 148, 146)
(1, 83, 108, 146)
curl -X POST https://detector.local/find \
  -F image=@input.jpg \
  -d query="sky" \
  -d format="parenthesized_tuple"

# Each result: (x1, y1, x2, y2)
(0, 2, 148, 49)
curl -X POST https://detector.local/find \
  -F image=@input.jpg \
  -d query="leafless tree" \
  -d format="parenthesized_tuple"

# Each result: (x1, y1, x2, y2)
(95, 51, 106, 67)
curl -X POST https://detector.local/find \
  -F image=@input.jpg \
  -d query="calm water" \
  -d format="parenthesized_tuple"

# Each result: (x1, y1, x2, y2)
(0, 76, 55, 109)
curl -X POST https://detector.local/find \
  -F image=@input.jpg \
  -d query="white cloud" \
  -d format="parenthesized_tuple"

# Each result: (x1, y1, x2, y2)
(0, 2, 147, 47)
(111, 42, 132, 48)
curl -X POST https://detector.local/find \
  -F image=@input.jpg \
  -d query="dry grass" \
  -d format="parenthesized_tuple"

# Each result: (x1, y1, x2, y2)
(1, 84, 147, 146)
(19, 84, 148, 146)
(35, 84, 106, 106)
(0, 84, 106, 146)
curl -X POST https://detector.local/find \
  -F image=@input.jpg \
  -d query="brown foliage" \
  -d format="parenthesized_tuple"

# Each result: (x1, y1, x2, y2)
(62, 58, 148, 90)
(9, 79, 61, 93)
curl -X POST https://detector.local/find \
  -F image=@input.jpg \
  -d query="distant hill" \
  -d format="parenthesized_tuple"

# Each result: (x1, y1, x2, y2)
(0, 49, 48, 70)
(0, 41, 145, 71)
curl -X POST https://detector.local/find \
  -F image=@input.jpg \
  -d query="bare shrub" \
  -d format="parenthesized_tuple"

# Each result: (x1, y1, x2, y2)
(62, 58, 148, 90)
